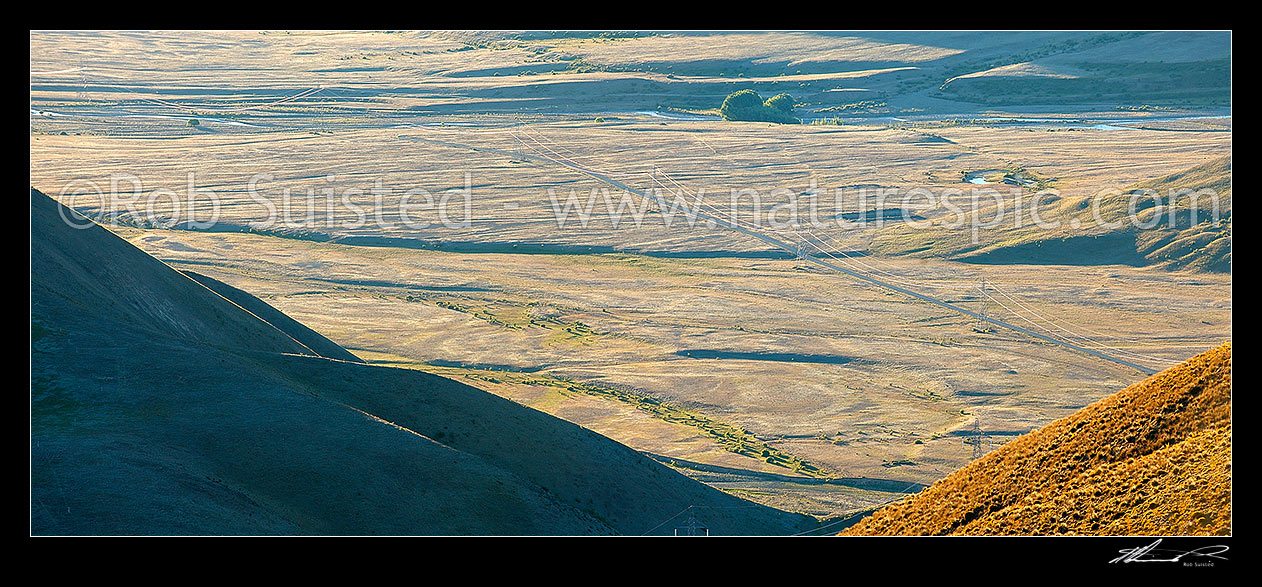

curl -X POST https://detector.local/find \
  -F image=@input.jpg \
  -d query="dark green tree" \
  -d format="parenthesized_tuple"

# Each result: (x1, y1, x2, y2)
(719, 89, 798, 124)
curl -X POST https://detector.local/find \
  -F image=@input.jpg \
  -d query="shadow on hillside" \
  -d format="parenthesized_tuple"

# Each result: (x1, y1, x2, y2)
(643, 452, 927, 493)
(674, 349, 860, 365)
(958, 233, 1147, 267)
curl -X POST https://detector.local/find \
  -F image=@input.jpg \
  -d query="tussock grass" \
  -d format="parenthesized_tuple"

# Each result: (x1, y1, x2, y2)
(844, 342, 1231, 535)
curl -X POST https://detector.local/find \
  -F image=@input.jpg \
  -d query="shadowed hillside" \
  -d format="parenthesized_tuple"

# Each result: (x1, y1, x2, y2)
(179, 270, 363, 363)
(962, 157, 1231, 272)
(30, 188, 812, 535)
(1120, 156, 1231, 272)
(876, 157, 1232, 272)
(939, 32, 1230, 107)
(842, 342, 1231, 536)
(31, 191, 320, 357)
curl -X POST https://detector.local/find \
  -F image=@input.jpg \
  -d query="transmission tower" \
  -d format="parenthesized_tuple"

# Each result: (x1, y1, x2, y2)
(973, 277, 993, 333)
(75, 57, 89, 103)
(674, 506, 709, 536)
(966, 417, 993, 460)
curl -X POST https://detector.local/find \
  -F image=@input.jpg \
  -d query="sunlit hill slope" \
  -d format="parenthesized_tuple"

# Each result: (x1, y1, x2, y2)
(843, 342, 1231, 536)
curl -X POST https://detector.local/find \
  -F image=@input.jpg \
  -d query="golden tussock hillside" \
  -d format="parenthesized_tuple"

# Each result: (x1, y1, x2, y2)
(843, 342, 1231, 536)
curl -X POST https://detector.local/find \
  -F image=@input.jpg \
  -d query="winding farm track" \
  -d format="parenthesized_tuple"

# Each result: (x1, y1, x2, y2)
(403, 130, 1159, 376)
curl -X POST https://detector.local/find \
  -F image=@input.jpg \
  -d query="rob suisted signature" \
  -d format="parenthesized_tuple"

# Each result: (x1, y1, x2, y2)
(1110, 539, 1229, 565)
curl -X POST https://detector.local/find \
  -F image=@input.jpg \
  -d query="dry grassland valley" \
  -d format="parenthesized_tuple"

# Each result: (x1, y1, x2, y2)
(31, 30, 1231, 539)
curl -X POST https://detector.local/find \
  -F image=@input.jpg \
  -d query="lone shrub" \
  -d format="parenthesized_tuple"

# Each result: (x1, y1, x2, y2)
(719, 89, 798, 124)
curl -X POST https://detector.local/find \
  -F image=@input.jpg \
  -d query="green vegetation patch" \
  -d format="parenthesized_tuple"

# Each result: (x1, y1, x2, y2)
(719, 89, 799, 124)
(448, 366, 832, 478)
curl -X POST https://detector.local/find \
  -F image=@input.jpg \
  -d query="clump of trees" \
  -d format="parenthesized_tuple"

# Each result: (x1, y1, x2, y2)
(719, 89, 798, 124)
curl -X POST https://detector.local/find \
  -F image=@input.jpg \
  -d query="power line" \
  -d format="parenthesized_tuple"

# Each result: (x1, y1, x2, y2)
(414, 125, 1162, 375)
(986, 283, 1177, 366)
(640, 505, 693, 536)
(663, 125, 1177, 368)
(798, 229, 975, 291)
(982, 289, 1171, 369)
(523, 131, 1158, 373)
